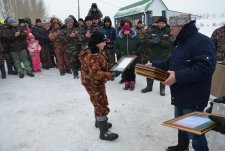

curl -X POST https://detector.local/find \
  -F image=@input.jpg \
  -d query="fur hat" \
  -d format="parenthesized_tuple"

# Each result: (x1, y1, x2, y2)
(123, 23, 131, 32)
(169, 15, 192, 26)
(18, 19, 26, 24)
(88, 31, 106, 54)
(158, 16, 167, 24)
(36, 18, 42, 23)
(64, 17, 74, 24)
(7, 18, 16, 24)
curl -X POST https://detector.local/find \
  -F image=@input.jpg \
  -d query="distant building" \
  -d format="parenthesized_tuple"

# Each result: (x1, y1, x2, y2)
(114, 0, 199, 27)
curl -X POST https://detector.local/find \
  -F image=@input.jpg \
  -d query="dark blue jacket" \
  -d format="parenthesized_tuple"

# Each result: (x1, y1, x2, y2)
(100, 18, 116, 42)
(152, 21, 216, 109)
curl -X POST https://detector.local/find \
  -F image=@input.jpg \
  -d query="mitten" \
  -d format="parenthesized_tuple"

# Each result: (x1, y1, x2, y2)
(209, 115, 225, 134)
(112, 71, 120, 78)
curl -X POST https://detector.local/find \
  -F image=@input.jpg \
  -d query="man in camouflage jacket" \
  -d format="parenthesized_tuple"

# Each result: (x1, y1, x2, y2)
(59, 17, 81, 78)
(1, 18, 34, 78)
(211, 25, 225, 61)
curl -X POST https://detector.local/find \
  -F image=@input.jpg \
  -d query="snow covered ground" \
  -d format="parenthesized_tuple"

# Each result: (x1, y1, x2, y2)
(1, 68, 224, 151)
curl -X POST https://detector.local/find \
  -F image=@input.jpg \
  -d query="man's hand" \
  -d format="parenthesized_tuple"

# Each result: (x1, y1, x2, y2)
(163, 71, 176, 86)
(209, 115, 225, 134)
(15, 31, 20, 37)
(70, 32, 77, 38)
(112, 71, 120, 78)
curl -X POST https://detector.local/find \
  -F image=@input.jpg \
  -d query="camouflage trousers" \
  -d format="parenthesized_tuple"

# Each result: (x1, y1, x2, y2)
(64, 52, 79, 74)
(40, 45, 54, 69)
(55, 50, 70, 73)
(84, 85, 110, 117)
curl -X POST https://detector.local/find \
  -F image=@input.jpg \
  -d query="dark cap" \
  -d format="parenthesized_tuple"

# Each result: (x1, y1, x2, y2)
(36, 18, 42, 23)
(85, 16, 92, 21)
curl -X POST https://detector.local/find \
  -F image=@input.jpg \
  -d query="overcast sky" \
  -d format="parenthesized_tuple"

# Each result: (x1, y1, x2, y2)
(44, 0, 225, 21)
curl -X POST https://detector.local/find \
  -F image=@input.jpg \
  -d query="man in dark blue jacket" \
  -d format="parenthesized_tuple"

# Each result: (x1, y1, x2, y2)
(151, 15, 216, 151)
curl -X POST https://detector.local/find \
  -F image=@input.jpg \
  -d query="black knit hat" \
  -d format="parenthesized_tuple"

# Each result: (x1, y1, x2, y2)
(158, 16, 167, 24)
(88, 31, 106, 54)
(36, 18, 42, 23)
(91, 3, 97, 9)
(18, 19, 26, 24)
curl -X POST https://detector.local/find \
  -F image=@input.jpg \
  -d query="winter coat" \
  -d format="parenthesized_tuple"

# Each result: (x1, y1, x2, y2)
(27, 41, 41, 56)
(59, 27, 80, 55)
(31, 25, 49, 46)
(84, 49, 113, 88)
(152, 21, 217, 109)
(114, 29, 143, 67)
(147, 26, 173, 62)
(100, 18, 116, 42)
(87, 8, 103, 19)
(49, 28, 64, 52)
(1, 25, 27, 52)
(79, 49, 91, 87)
(211, 25, 225, 61)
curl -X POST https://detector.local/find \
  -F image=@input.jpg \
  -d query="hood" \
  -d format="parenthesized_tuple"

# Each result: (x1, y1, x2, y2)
(103, 16, 112, 28)
(118, 28, 137, 39)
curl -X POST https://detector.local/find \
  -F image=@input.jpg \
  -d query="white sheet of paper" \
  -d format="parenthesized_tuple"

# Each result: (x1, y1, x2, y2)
(173, 115, 211, 128)
(115, 58, 134, 71)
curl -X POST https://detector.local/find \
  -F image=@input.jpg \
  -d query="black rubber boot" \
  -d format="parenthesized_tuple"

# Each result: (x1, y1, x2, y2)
(94, 111, 112, 128)
(160, 82, 166, 96)
(97, 116, 118, 141)
(141, 78, 153, 93)
(73, 69, 79, 79)
(7, 63, 17, 75)
(19, 73, 24, 78)
(27, 72, 35, 77)
(166, 135, 189, 151)
(0, 63, 6, 79)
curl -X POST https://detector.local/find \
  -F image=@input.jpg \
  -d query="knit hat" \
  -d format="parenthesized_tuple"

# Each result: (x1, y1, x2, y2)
(64, 17, 74, 24)
(123, 24, 131, 32)
(158, 16, 167, 24)
(169, 15, 192, 26)
(36, 18, 42, 23)
(88, 31, 106, 54)
(18, 19, 25, 24)
(7, 18, 16, 24)
(85, 16, 92, 21)
(91, 3, 97, 9)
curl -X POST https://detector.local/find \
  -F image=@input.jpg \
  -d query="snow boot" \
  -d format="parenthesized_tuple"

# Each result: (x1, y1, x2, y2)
(129, 81, 135, 91)
(124, 81, 130, 90)
(141, 78, 153, 93)
(73, 70, 79, 79)
(160, 82, 165, 96)
(94, 111, 112, 128)
(7, 62, 17, 75)
(166, 135, 189, 151)
(27, 72, 35, 77)
(97, 116, 118, 141)
(66, 70, 72, 74)
(0, 63, 6, 79)
(19, 73, 24, 78)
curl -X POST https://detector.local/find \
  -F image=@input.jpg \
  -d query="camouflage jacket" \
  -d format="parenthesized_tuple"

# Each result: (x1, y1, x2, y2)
(59, 27, 80, 54)
(49, 28, 63, 51)
(1, 25, 27, 52)
(84, 49, 113, 88)
(211, 25, 225, 61)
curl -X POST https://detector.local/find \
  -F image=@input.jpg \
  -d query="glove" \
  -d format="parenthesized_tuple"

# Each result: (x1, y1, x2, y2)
(208, 115, 225, 134)
(151, 37, 161, 44)
(213, 96, 225, 104)
(112, 71, 120, 78)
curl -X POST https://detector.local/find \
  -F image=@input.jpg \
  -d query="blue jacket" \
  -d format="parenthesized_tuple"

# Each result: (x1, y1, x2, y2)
(152, 21, 216, 109)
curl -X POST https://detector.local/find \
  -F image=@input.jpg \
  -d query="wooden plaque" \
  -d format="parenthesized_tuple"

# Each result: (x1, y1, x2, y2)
(135, 64, 170, 82)
(162, 112, 225, 135)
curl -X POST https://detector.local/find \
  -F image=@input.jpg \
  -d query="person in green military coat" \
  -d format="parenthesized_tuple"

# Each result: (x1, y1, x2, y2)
(141, 16, 173, 96)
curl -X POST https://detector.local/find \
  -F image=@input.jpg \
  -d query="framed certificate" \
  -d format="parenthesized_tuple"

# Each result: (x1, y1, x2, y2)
(163, 112, 224, 135)
(110, 55, 137, 72)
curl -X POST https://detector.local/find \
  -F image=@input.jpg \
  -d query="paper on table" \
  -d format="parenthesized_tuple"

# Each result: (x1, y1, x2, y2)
(173, 115, 212, 129)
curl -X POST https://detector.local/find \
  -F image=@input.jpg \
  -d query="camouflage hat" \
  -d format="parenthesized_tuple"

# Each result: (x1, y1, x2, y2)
(169, 15, 191, 26)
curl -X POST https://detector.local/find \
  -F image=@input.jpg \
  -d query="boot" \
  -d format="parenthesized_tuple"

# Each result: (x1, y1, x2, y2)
(141, 78, 153, 93)
(60, 71, 65, 76)
(97, 116, 118, 141)
(19, 73, 24, 78)
(0, 64, 6, 79)
(27, 72, 35, 77)
(124, 81, 130, 90)
(73, 69, 79, 79)
(94, 111, 112, 128)
(7, 63, 17, 75)
(166, 135, 189, 151)
(66, 70, 72, 74)
(129, 81, 135, 91)
(160, 82, 166, 96)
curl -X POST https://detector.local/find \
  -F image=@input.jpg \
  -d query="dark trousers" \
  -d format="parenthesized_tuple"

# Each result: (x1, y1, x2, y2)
(123, 67, 136, 82)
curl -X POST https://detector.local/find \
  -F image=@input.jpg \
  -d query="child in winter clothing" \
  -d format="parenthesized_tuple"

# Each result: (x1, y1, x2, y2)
(27, 33, 41, 72)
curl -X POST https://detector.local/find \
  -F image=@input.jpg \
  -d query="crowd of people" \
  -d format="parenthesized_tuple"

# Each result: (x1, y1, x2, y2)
(0, 2, 225, 150)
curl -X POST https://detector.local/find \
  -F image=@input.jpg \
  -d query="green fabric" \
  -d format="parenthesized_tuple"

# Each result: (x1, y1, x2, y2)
(23, 60, 32, 73)
(147, 27, 173, 61)
(14, 60, 24, 74)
